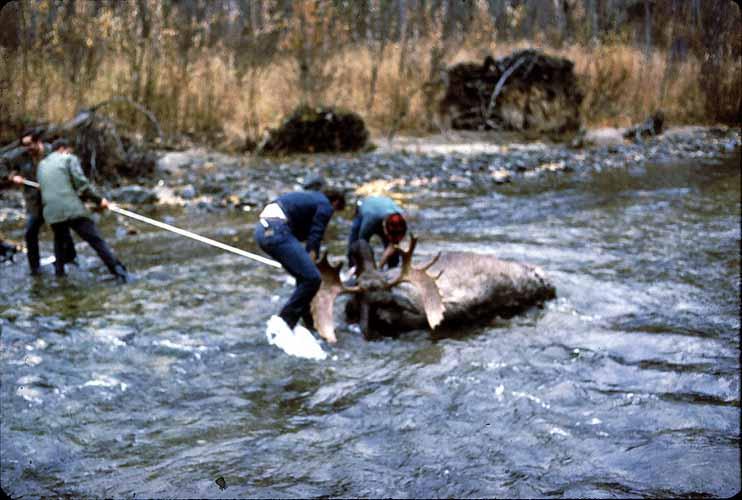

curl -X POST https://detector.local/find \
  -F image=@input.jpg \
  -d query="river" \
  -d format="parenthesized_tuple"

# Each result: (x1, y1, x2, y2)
(1, 149, 739, 498)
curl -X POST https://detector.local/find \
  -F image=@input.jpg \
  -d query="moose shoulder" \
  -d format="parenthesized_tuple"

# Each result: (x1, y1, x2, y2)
(310, 237, 556, 342)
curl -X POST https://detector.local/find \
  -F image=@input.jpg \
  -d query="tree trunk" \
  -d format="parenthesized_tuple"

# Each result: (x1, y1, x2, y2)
(387, 0, 409, 141)
(131, 0, 151, 129)
(18, 2, 28, 117)
(586, 0, 598, 44)
(643, 0, 652, 61)
(552, 0, 567, 45)
(298, 7, 311, 105)
(366, 1, 391, 113)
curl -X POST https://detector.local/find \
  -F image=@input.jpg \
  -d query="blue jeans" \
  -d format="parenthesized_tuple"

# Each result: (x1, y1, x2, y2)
(255, 219, 321, 329)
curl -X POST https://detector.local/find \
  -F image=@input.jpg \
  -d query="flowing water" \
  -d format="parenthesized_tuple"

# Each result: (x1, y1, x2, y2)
(1, 151, 740, 498)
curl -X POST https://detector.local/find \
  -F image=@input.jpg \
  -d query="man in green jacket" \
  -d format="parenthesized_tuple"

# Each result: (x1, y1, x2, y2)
(37, 139, 128, 282)
(9, 128, 75, 275)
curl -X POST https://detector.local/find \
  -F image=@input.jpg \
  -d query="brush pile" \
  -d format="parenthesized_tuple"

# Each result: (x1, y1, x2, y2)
(257, 105, 369, 155)
(436, 49, 583, 138)
(1, 97, 161, 184)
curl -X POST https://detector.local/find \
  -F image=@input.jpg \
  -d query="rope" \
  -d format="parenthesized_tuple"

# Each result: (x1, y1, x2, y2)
(20, 179, 281, 269)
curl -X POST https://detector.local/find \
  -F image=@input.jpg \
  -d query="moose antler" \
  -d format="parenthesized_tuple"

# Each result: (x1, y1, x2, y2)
(385, 234, 446, 330)
(310, 252, 359, 344)
(310, 236, 446, 342)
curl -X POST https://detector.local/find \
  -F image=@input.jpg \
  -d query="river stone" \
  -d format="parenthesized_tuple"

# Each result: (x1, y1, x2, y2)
(492, 169, 511, 183)
(180, 185, 197, 199)
(156, 151, 193, 175)
(110, 185, 159, 205)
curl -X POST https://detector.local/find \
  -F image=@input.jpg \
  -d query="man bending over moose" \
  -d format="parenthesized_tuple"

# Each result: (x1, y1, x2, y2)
(347, 195, 407, 272)
(255, 187, 346, 341)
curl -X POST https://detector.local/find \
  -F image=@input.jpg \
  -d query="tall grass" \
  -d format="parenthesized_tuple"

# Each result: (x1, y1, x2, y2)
(1, 36, 738, 145)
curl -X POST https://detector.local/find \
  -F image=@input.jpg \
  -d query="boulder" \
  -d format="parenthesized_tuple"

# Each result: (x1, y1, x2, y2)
(623, 111, 665, 141)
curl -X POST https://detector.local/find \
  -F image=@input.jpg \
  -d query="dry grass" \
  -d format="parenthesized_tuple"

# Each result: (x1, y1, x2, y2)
(2, 36, 737, 144)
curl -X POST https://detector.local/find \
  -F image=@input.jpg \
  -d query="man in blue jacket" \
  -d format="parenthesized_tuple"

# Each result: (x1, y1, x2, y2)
(347, 195, 407, 270)
(255, 188, 346, 339)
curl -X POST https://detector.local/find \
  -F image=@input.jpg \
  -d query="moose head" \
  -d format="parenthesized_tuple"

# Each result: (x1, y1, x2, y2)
(310, 235, 446, 343)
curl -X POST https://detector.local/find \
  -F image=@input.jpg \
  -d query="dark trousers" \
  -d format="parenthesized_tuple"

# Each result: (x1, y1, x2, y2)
(24, 214, 44, 271)
(25, 213, 76, 272)
(50, 217, 122, 277)
(255, 219, 321, 329)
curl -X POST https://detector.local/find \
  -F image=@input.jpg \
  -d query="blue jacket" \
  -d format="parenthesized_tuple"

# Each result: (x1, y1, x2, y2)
(352, 195, 402, 242)
(275, 191, 334, 254)
(347, 195, 403, 266)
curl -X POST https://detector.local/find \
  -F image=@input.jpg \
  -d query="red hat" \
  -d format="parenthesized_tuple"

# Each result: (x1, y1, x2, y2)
(384, 213, 407, 243)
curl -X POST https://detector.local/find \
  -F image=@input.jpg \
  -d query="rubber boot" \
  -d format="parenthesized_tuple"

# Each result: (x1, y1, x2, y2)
(114, 263, 129, 283)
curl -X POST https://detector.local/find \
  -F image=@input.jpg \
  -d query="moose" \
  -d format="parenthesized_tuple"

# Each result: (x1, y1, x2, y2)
(310, 236, 557, 342)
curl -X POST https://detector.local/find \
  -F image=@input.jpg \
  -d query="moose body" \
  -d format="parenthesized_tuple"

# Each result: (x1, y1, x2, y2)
(346, 250, 556, 337)
(311, 237, 556, 342)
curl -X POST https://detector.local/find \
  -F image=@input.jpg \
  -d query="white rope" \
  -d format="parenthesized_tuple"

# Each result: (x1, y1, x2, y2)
(109, 205, 281, 268)
(21, 179, 281, 269)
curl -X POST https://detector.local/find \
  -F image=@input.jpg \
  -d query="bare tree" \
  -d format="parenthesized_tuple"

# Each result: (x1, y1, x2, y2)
(387, 0, 410, 141)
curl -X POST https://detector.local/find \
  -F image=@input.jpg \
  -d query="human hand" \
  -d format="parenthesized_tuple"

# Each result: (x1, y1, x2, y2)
(379, 244, 399, 269)
(10, 175, 24, 185)
(309, 250, 317, 262)
(99, 198, 110, 210)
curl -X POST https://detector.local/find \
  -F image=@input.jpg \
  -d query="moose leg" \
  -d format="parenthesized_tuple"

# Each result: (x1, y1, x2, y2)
(345, 295, 361, 323)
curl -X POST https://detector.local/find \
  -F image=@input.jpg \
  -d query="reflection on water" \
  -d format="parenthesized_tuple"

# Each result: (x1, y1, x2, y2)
(1, 153, 740, 498)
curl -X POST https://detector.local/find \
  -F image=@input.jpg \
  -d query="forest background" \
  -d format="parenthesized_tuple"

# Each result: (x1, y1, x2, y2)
(0, 0, 740, 147)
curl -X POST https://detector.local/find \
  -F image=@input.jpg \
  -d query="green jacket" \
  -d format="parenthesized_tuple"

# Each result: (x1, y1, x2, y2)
(37, 152, 103, 225)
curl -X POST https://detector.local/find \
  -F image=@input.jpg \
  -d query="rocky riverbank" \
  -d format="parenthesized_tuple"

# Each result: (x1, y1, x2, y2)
(1, 126, 739, 230)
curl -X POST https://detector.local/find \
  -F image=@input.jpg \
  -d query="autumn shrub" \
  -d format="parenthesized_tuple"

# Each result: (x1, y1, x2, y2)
(1, 37, 739, 145)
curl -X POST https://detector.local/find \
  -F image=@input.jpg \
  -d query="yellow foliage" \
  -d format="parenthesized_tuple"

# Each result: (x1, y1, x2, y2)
(354, 179, 413, 205)
(1, 4, 738, 144)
